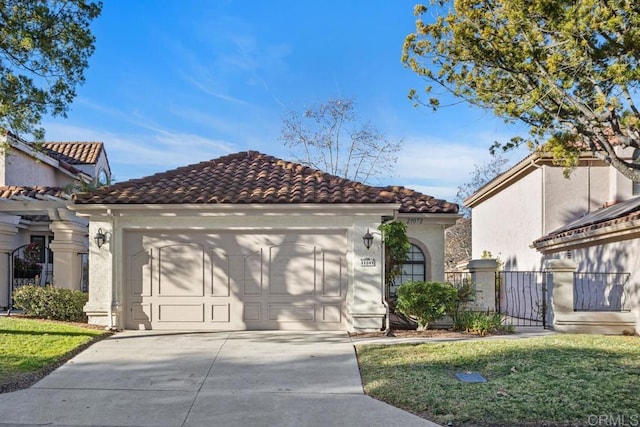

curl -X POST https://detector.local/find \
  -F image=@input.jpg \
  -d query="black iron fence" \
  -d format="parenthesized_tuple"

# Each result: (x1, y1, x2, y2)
(444, 271, 474, 307)
(444, 271, 472, 289)
(573, 272, 630, 312)
(496, 271, 548, 328)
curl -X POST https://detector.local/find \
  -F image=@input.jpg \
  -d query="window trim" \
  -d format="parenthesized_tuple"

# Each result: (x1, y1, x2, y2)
(390, 240, 432, 297)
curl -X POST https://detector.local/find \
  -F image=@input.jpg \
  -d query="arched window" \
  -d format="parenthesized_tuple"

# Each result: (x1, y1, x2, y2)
(98, 169, 109, 186)
(389, 243, 428, 297)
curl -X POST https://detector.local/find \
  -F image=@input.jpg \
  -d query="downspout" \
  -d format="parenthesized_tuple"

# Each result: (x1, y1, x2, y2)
(530, 159, 545, 235)
(587, 161, 591, 214)
(106, 208, 115, 330)
(6, 252, 10, 314)
(381, 214, 398, 336)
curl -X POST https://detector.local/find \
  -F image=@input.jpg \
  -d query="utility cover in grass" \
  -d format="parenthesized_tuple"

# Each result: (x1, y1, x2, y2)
(455, 372, 487, 383)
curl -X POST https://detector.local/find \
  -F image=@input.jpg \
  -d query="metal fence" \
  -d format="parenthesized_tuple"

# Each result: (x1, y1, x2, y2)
(444, 271, 472, 289)
(496, 271, 548, 327)
(573, 272, 630, 312)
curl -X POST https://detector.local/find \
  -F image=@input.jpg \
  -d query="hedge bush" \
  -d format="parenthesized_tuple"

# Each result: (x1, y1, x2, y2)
(453, 310, 514, 336)
(396, 281, 458, 329)
(13, 286, 88, 322)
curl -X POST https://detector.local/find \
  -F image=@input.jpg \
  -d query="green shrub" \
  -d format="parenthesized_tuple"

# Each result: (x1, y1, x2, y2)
(396, 281, 458, 329)
(13, 286, 88, 322)
(453, 311, 514, 336)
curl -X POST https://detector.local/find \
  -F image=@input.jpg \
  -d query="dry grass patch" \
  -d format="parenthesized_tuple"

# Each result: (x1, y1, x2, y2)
(357, 334, 640, 426)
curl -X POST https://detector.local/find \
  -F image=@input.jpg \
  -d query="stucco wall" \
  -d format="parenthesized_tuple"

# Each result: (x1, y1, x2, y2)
(402, 217, 450, 282)
(74, 151, 110, 182)
(82, 207, 406, 331)
(543, 164, 610, 233)
(472, 162, 636, 272)
(544, 249, 639, 334)
(472, 167, 544, 270)
(1, 149, 75, 187)
(566, 238, 640, 325)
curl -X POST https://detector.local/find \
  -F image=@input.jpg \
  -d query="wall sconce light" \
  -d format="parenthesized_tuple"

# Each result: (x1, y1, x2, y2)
(94, 228, 106, 249)
(363, 229, 374, 250)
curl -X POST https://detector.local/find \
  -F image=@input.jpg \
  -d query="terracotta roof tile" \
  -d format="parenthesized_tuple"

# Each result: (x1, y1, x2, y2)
(0, 186, 69, 200)
(533, 197, 640, 246)
(43, 142, 103, 165)
(73, 151, 458, 214)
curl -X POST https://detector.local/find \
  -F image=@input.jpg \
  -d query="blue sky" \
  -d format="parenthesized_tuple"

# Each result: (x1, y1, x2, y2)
(43, 0, 528, 202)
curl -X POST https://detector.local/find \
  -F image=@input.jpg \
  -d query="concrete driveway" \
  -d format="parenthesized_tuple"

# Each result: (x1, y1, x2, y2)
(0, 331, 437, 427)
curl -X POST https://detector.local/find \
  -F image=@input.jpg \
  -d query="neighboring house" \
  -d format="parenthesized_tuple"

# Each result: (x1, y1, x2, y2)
(0, 132, 111, 309)
(531, 196, 640, 333)
(464, 147, 639, 271)
(72, 151, 459, 331)
(464, 146, 640, 333)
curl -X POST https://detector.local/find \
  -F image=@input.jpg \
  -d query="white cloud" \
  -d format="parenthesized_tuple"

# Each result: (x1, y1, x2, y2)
(394, 137, 493, 182)
(390, 130, 530, 202)
(42, 122, 237, 181)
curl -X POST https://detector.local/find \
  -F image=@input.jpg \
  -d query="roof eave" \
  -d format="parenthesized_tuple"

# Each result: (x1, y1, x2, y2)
(6, 135, 86, 181)
(532, 218, 640, 253)
(70, 202, 404, 217)
(464, 151, 609, 208)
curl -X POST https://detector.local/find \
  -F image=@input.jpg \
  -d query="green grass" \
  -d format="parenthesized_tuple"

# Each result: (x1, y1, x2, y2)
(357, 334, 640, 426)
(0, 317, 108, 391)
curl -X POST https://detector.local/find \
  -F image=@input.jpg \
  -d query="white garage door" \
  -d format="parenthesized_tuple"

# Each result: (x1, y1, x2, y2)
(124, 231, 347, 330)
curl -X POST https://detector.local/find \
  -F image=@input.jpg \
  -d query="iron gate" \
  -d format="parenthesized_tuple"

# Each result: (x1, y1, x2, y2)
(8, 243, 49, 311)
(496, 271, 548, 328)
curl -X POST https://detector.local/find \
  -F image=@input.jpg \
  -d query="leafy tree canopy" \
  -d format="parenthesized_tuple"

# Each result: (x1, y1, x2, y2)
(379, 221, 410, 291)
(0, 0, 102, 141)
(280, 97, 403, 184)
(402, 0, 640, 182)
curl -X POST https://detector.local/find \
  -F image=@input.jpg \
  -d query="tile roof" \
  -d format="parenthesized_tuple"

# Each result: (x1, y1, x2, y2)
(533, 196, 640, 246)
(73, 151, 458, 214)
(0, 186, 70, 200)
(43, 142, 103, 165)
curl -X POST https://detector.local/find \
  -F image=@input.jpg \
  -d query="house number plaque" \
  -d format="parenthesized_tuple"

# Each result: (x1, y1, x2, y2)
(361, 257, 376, 267)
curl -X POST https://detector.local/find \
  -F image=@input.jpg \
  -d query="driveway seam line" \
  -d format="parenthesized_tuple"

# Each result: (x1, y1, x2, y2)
(180, 332, 232, 427)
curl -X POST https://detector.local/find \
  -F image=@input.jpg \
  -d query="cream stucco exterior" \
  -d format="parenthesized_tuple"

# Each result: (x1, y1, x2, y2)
(73, 204, 458, 332)
(534, 216, 640, 334)
(0, 134, 111, 309)
(466, 150, 638, 271)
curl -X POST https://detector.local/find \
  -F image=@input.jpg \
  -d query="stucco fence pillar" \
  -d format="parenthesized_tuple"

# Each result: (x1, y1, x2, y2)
(49, 220, 88, 290)
(545, 259, 636, 334)
(0, 215, 20, 309)
(465, 259, 498, 312)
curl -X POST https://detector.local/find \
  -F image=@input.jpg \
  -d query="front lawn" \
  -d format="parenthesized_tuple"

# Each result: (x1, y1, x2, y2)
(357, 334, 640, 426)
(0, 316, 109, 392)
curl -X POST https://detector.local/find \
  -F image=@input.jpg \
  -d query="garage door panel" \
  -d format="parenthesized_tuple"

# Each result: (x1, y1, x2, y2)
(321, 304, 342, 322)
(210, 250, 230, 296)
(321, 251, 344, 297)
(268, 244, 315, 296)
(128, 249, 152, 297)
(159, 244, 205, 297)
(268, 303, 315, 322)
(242, 250, 263, 296)
(158, 304, 204, 322)
(125, 231, 347, 330)
(131, 303, 152, 322)
(243, 303, 261, 321)
(210, 304, 230, 322)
